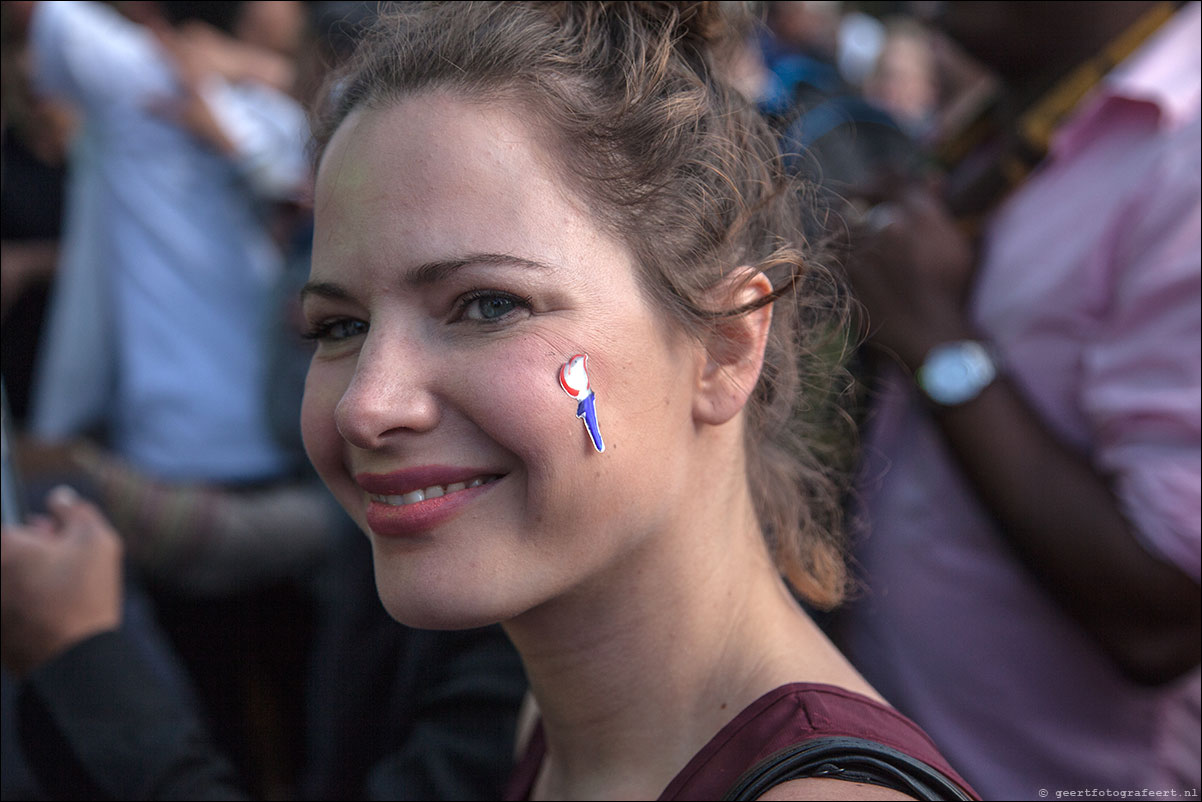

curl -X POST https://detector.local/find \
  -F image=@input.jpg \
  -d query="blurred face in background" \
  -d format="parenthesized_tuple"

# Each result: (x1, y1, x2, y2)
(863, 23, 939, 130)
(234, 0, 305, 58)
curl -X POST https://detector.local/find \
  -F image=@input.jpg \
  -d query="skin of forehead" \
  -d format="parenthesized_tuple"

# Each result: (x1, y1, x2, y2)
(314, 90, 611, 270)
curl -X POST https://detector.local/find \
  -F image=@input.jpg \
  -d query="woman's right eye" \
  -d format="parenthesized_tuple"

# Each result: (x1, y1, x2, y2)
(303, 318, 369, 342)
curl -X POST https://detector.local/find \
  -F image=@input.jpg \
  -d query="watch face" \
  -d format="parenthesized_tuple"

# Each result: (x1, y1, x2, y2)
(918, 341, 998, 405)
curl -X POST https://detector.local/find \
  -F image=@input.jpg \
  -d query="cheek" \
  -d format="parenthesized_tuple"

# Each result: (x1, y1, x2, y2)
(476, 328, 687, 514)
(466, 333, 576, 464)
(300, 366, 351, 495)
(457, 331, 620, 537)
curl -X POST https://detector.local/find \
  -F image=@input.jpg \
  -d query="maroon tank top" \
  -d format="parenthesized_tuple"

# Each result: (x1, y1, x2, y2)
(503, 682, 978, 800)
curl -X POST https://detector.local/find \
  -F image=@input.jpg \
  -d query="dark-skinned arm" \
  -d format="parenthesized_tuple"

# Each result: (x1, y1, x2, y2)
(847, 187, 1201, 687)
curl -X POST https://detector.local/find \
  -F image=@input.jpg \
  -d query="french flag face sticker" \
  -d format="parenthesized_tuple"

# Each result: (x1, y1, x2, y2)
(559, 353, 605, 453)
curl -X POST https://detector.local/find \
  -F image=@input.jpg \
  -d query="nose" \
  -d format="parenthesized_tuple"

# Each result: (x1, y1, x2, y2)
(334, 331, 441, 449)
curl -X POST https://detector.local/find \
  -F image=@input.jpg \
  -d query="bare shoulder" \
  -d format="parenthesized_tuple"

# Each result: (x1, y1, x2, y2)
(756, 777, 918, 801)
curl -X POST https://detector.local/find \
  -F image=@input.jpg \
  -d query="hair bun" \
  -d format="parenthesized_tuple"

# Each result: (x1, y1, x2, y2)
(602, 1, 749, 48)
(657, 1, 730, 44)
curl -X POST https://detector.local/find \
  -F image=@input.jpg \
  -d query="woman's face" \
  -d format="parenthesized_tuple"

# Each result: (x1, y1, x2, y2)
(302, 92, 704, 628)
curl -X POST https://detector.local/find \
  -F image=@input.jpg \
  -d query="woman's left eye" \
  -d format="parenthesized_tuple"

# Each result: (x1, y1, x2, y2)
(457, 291, 532, 323)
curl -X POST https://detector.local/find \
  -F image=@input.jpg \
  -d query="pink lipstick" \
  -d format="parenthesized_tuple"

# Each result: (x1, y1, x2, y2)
(356, 467, 502, 537)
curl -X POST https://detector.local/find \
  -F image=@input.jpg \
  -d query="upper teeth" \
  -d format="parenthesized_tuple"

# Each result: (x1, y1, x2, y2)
(371, 476, 497, 506)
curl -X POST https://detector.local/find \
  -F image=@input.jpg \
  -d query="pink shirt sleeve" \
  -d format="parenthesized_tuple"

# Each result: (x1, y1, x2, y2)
(1080, 117, 1202, 581)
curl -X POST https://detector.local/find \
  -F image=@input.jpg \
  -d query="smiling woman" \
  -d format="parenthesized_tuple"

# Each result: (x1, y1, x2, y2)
(0, 2, 979, 800)
(292, 3, 977, 801)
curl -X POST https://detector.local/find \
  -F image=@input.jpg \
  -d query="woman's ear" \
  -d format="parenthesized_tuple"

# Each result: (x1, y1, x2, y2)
(693, 269, 774, 426)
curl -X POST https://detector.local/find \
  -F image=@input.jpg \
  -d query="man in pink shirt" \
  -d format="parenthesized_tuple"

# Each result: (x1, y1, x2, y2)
(832, 3, 1200, 798)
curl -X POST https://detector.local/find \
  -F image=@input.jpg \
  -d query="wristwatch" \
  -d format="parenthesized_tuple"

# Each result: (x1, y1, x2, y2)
(915, 340, 999, 406)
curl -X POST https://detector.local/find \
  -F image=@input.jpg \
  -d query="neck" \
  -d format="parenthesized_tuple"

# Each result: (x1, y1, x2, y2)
(508, 536, 779, 799)
(503, 430, 874, 800)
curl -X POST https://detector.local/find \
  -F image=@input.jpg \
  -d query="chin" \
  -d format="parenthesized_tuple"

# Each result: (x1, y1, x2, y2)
(380, 593, 509, 631)
(370, 556, 525, 631)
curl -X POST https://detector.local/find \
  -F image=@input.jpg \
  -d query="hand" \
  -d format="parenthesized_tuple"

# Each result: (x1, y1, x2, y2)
(144, 19, 237, 155)
(1, 486, 124, 678)
(845, 184, 978, 369)
(1, 240, 58, 321)
(159, 19, 296, 95)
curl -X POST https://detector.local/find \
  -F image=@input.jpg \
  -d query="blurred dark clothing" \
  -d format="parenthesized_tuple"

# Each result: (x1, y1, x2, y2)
(15, 526, 528, 801)
(0, 124, 65, 424)
(19, 630, 248, 801)
(0, 125, 65, 241)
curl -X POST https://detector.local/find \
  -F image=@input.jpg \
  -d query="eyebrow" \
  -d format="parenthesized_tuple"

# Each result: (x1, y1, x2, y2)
(299, 252, 557, 303)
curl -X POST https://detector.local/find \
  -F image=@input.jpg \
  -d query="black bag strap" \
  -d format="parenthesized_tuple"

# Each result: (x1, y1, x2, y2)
(721, 736, 974, 801)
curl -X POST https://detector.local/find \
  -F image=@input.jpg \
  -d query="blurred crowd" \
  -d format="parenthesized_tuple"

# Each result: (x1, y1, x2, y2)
(1, 2, 1197, 800)
(1, 3, 526, 799)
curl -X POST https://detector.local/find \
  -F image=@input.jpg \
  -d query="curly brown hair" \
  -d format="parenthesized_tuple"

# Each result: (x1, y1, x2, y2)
(311, 1, 858, 609)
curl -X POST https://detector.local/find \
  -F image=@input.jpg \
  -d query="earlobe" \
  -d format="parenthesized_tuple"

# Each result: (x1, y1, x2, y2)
(693, 269, 774, 426)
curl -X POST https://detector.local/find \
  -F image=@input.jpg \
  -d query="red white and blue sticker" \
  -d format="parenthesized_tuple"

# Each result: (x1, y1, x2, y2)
(559, 353, 605, 453)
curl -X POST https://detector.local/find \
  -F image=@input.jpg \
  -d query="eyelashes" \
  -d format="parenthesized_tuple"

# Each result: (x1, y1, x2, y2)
(302, 289, 533, 343)
(454, 289, 534, 323)
(302, 318, 367, 342)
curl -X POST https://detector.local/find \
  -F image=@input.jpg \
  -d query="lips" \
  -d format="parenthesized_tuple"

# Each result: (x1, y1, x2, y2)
(356, 467, 503, 537)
